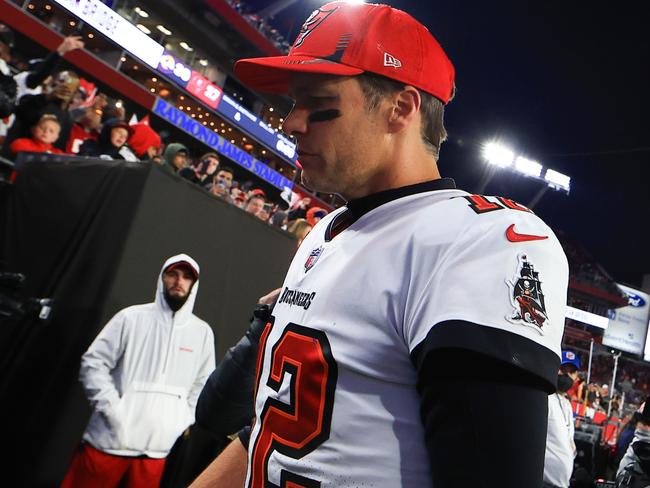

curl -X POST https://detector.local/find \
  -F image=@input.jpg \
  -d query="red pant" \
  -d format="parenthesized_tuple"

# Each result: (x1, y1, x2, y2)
(60, 443, 166, 488)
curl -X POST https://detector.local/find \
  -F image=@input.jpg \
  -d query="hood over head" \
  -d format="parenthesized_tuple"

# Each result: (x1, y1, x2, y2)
(129, 122, 162, 158)
(156, 254, 200, 322)
(99, 117, 134, 146)
(162, 142, 189, 168)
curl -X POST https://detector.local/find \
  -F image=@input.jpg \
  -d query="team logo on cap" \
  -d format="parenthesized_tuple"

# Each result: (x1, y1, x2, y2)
(304, 246, 324, 273)
(383, 52, 402, 68)
(293, 5, 339, 49)
(506, 254, 548, 334)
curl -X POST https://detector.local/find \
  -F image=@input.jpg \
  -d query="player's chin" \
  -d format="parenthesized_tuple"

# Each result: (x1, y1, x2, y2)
(301, 170, 335, 194)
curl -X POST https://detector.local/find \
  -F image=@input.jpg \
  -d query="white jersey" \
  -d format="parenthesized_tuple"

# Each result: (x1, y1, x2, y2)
(246, 179, 569, 487)
(544, 393, 576, 487)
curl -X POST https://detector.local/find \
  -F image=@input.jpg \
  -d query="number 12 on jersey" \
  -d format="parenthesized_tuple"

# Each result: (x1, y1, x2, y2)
(249, 322, 338, 488)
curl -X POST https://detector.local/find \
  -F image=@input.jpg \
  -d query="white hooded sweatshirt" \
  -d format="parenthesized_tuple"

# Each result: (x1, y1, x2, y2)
(80, 254, 215, 458)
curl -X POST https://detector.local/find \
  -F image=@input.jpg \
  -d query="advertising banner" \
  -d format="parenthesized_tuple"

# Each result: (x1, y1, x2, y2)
(603, 284, 650, 355)
(53, 0, 164, 68)
(152, 98, 293, 191)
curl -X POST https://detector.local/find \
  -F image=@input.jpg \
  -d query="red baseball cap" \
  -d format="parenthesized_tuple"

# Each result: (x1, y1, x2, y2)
(164, 261, 199, 280)
(234, 2, 455, 104)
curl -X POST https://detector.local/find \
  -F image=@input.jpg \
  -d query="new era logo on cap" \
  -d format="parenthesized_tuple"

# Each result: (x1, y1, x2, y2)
(383, 52, 402, 68)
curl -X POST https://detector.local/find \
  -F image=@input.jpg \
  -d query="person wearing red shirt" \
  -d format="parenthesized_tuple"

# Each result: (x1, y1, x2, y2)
(9, 113, 63, 156)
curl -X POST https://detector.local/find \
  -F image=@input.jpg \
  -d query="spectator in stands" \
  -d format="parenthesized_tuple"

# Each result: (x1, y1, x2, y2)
(287, 218, 312, 248)
(66, 94, 105, 154)
(0, 23, 17, 119)
(617, 398, 650, 486)
(128, 119, 161, 160)
(209, 166, 235, 203)
(60, 254, 215, 488)
(231, 187, 247, 208)
(78, 118, 137, 161)
(2, 69, 79, 156)
(544, 350, 578, 488)
(14, 35, 85, 103)
(617, 412, 642, 467)
(306, 206, 328, 227)
(8, 113, 63, 156)
(179, 152, 219, 189)
(288, 196, 311, 221)
(162, 142, 189, 173)
(244, 193, 266, 220)
(102, 97, 126, 122)
(270, 211, 288, 229)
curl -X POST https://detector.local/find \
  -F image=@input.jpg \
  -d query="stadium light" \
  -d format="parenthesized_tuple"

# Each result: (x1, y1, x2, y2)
(479, 138, 571, 206)
(482, 141, 514, 168)
(514, 156, 542, 177)
(134, 7, 149, 18)
(544, 168, 571, 192)
(136, 24, 151, 35)
(156, 25, 172, 36)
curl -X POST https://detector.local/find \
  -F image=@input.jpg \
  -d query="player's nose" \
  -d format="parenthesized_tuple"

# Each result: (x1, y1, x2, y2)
(282, 107, 309, 137)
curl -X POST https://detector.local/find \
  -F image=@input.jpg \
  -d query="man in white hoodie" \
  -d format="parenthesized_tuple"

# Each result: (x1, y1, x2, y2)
(61, 254, 216, 488)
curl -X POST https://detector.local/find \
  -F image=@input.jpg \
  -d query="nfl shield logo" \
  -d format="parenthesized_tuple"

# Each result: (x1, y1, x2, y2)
(304, 246, 324, 273)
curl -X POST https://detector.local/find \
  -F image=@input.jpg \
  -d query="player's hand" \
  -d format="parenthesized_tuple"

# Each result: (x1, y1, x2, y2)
(57, 36, 85, 56)
(258, 288, 282, 307)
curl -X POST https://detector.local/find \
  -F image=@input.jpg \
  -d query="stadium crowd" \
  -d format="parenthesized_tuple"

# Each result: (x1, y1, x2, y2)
(0, 27, 327, 246)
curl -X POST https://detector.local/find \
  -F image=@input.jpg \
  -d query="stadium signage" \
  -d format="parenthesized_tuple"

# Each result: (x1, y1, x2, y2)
(565, 306, 609, 329)
(56, 0, 296, 164)
(52, 0, 164, 69)
(604, 283, 650, 356)
(152, 98, 294, 191)
(626, 292, 647, 308)
(217, 95, 297, 164)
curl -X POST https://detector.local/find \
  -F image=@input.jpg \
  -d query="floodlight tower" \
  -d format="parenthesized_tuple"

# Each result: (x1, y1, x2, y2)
(479, 140, 571, 210)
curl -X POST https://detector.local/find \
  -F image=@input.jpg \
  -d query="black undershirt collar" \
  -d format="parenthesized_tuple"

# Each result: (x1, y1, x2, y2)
(325, 177, 456, 241)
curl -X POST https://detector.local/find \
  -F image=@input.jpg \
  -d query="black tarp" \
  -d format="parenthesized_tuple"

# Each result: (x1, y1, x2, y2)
(0, 155, 294, 487)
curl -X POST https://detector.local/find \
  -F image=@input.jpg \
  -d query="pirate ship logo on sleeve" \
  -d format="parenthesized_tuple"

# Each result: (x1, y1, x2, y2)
(304, 246, 324, 273)
(506, 254, 548, 334)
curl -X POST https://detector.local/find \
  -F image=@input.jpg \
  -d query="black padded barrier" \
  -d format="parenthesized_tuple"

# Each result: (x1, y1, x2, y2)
(0, 154, 295, 486)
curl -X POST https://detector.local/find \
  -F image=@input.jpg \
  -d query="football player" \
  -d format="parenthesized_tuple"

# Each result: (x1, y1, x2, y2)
(191, 2, 569, 487)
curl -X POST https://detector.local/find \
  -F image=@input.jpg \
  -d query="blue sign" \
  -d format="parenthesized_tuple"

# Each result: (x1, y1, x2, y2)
(216, 94, 297, 164)
(626, 292, 647, 308)
(153, 98, 294, 191)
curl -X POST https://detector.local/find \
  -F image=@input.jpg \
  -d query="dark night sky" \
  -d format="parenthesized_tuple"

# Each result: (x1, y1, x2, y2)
(248, 0, 650, 287)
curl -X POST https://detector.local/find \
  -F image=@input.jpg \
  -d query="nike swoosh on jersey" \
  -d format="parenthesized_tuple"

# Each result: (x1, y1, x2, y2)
(505, 224, 548, 242)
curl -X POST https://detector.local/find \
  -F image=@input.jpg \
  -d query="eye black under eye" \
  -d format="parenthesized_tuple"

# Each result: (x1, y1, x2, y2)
(308, 109, 342, 123)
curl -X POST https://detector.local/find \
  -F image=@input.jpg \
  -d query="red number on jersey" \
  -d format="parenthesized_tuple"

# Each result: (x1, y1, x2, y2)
(463, 194, 532, 215)
(464, 194, 502, 213)
(249, 323, 337, 488)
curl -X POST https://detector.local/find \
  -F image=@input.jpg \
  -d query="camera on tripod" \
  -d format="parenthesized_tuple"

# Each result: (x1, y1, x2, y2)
(0, 271, 53, 321)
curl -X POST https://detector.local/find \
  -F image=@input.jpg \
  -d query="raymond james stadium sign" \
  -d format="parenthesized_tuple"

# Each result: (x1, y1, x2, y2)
(153, 98, 294, 191)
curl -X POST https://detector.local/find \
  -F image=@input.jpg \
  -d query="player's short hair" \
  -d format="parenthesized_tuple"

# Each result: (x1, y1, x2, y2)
(356, 72, 454, 160)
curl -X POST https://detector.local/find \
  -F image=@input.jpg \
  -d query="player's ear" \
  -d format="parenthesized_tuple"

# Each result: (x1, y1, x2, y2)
(387, 86, 421, 134)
